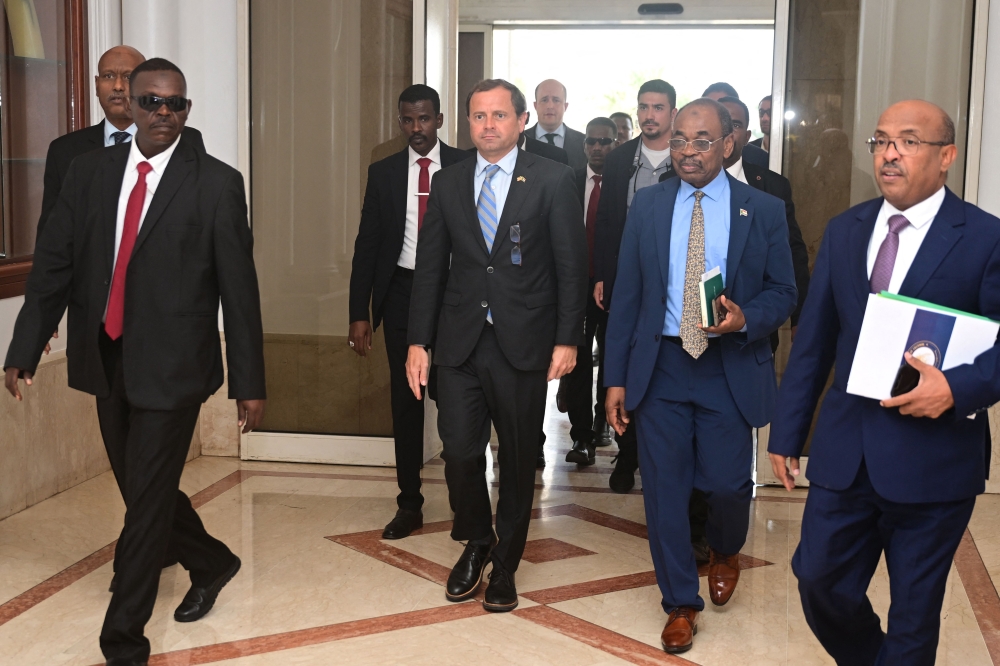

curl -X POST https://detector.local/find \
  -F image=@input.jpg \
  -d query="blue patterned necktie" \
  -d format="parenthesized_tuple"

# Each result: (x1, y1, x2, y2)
(111, 131, 131, 145)
(477, 164, 501, 322)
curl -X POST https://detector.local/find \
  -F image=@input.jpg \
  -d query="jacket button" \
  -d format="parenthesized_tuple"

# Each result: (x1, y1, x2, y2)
(104, 279, 110, 285)
(655, 334, 660, 341)
(481, 301, 488, 308)
(487, 266, 494, 274)
(661, 296, 665, 304)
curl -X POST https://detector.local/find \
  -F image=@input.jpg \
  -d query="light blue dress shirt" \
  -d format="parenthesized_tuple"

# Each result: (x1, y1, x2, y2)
(474, 146, 518, 232)
(534, 123, 565, 149)
(103, 120, 137, 147)
(663, 169, 731, 336)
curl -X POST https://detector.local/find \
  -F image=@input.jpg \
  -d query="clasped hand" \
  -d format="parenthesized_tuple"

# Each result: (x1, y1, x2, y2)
(698, 295, 745, 335)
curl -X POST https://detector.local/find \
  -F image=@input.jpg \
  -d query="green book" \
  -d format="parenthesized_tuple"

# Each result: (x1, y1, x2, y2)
(699, 267, 725, 327)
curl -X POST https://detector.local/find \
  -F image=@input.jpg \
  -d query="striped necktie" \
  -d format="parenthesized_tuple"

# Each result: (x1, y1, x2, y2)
(478, 164, 501, 252)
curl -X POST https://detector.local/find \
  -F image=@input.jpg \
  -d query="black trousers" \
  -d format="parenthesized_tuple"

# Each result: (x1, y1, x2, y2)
(437, 326, 547, 573)
(382, 267, 426, 511)
(565, 286, 607, 442)
(96, 331, 233, 662)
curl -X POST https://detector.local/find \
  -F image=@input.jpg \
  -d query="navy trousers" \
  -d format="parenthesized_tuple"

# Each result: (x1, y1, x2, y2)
(793, 461, 975, 666)
(634, 339, 753, 612)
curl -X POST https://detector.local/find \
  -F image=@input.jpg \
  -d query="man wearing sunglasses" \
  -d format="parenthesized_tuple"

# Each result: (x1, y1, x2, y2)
(604, 98, 796, 653)
(5, 58, 265, 666)
(749, 95, 772, 153)
(769, 101, 1000, 664)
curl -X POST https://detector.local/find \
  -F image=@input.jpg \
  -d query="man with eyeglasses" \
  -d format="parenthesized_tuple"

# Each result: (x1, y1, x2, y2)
(5, 58, 265, 666)
(560, 117, 619, 465)
(593, 79, 678, 493)
(406, 79, 586, 613)
(769, 100, 1000, 664)
(604, 98, 796, 653)
(749, 95, 772, 152)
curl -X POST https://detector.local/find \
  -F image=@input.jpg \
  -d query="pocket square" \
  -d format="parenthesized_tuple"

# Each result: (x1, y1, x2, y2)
(517, 176, 526, 182)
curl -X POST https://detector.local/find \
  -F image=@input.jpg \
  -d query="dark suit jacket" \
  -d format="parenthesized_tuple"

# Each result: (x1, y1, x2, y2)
(526, 123, 586, 171)
(743, 162, 810, 326)
(749, 137, 765, 149)
(742, 142, 769, 168)
(38, 120, 205, 240)
(593, 137, 676, 309)
(604, 174, 797, 425)
(769, 189, 1000, 503)
(349, 141, 470, 328)
(5, 133, 265, 411)
(408, 148, 588, 372)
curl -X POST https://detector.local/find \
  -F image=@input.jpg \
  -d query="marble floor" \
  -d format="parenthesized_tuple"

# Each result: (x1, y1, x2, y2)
(3, 387, 1000, 665)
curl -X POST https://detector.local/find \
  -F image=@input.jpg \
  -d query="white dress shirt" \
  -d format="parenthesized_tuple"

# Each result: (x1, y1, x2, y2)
(866, 186, 946, 294)
(103, 119, 137, 147)
(535, 123, 566, 149)
(583, 165, 599, 222)
(398, 140, 442, 269)
(726, 157, 748, 184)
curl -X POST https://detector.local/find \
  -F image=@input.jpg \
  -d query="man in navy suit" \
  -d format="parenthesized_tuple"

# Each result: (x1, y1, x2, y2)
(768, 100, 1000, 664)
(604, 99, 797, 653)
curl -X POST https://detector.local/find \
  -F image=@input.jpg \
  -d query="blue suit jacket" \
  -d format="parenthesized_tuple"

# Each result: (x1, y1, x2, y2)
(768, 189, 1000, 503)
(604, 174, 798, 426)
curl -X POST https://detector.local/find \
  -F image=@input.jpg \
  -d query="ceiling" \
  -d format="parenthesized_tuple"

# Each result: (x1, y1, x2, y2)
(458, 0, 776, 24)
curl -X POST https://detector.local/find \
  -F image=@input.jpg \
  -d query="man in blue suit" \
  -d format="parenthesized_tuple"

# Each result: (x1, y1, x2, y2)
(604, 99, 797, 653)
(768, 100, 1000, 664)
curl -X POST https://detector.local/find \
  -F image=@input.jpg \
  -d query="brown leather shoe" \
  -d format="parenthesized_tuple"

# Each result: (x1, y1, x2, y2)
(660, 607, 699, 653)
(708, 549, 741, 606)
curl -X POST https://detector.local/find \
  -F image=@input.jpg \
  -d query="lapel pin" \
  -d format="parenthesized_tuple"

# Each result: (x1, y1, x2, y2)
(517, 176, 526, 182)
(756, 175, 762, 181)
(740, 208, 748, 217)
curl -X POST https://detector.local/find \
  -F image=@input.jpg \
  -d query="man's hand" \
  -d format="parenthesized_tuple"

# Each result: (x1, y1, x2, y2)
(44, 330, 59, 355)
(406, 345, 429, 400)
(237, 399, 266, 434)
(547, 345, 577, 381)
(880, 352, 955, 418)
(700, 296, 746, 335)
(594, 282, 605, 310)
(5, 367, 34, 401)
(768, 453, 800, 491)
(605, 387, 629, 436)
(348, 321, 373, 357)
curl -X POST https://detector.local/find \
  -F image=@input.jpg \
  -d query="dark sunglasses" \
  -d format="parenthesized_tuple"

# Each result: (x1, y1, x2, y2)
(131, 95, 189, 112)
(585, 137, 615, 146)
(510, 224, 521, 266)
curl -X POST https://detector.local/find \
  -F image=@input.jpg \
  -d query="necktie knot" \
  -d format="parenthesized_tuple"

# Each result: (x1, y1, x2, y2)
(694, 190, 706, 203)
(888, 214, 909, 235)
(544, 133, 558, 145)
(593, 175, 602, 185)
(416, 157, 431, 169)
(111, 131, 131, 144)
(136, 161, 153, 176)
(484, 164, 500, 181)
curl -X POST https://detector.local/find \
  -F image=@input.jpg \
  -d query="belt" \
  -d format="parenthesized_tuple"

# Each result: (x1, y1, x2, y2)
(394, 266, 414, 277)
(664, 335, 719, 346)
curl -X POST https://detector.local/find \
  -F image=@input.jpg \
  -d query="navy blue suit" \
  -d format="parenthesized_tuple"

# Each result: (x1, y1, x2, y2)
(605, 173, 796, 612)
(769, 188, 1000, 664)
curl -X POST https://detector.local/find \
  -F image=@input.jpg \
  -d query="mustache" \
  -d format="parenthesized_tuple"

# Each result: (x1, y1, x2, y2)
(679, 156, 703, 168)
(880, 159, 904, 175)
(410, 132, 427, 141)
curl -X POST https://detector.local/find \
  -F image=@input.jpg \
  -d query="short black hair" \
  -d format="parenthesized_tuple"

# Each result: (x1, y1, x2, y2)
(128, 57, 186, 93)
(609, 111, 633, 126)
(941, 111, 957, 145)
(586, 117, 619, 134)
(466, 79, 527, 117)
(718, 96, 750, 127)
(636, 79, 677, 109)
(702, 82, 739, 99)
(679, 98, 734, 137)
(398, 84, 441, 115)
(759, 95, 772, 106)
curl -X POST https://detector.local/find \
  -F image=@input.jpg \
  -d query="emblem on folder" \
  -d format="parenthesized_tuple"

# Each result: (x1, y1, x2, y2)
(517, 176, 526, 182)
(739, 208, 748, 217)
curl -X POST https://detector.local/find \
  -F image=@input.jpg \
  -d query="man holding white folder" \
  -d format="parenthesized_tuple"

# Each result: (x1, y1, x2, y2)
(769, 100, 1000, 664)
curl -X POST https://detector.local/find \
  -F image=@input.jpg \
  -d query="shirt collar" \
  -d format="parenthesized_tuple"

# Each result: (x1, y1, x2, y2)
(126, 132, 182, 176)
(587, 164, 600, 181)
(882, 186, 947, 230)
(725, 157, 746, 184)
(536, 123, 565, 140)
(476, 144, 518, 176)
(678, 167, 730, 203)
(104, 119, 137, 144)
(408, 139, 441, 166)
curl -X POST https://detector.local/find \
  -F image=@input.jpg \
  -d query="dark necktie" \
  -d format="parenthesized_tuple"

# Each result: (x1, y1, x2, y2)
(586, 175, 602, 277)
(870, 214, 910, 294)
(111, 131, 131, 145)
(416, 157, 431, 232)
(544, 133, 558, 145)
(105, 162, 152, 340)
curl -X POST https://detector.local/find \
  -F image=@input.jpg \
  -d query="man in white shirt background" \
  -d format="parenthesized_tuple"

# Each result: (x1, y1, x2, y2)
(527, 78, 587, 171)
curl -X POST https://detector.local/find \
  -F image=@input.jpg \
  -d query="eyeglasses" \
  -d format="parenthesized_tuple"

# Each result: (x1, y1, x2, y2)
(510, 224, 521, 266)
(866, 136, 951, 156)
(131, 95, 189, 113)
(668, 135, 729, 153)
(585, 137, 615, 146)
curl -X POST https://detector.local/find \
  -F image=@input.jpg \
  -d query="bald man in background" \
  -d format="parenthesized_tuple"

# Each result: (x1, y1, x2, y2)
(527, 79, 587, 171)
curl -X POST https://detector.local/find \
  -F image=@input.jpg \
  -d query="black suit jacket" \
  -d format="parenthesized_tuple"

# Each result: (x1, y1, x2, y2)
(749, 137, 765, 149)
(742, 162, 810, 326)
(408, 149, 588, 371)
(349, 141, 470, 328)
(526, 123, 586, 171)
(5, 133, 265, 411)
(38, 120, 206, 240)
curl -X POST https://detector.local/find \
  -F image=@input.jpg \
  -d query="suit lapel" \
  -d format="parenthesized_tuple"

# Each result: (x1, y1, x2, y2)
(389, 151, 408, 241)
(461, 159, 489, 256)
(726, 177, 753, 287)
(131, 141, 195, 256)
(102, 147, 130, 273)
(849, 199, 882, 307)
(898, 189, 965, 298)
(654, 179, 680, 297)
(490, 150, 533, 262)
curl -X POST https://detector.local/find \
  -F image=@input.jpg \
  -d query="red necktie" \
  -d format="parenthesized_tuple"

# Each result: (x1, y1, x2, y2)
(586, 174, 602, 277)
(105, 161, 153, 340)
(417, 157, 432, 231)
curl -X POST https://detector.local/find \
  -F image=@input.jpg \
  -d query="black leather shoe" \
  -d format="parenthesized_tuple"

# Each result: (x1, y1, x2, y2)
(593, 420, 614, 447)
(565, 439, 596, 466)
(173, 555, 241, 622)
(382, 509, 423, 539)
(446, 536, 496, 602)
(609, 454, 638, 493)
(483, 567, 518, 612)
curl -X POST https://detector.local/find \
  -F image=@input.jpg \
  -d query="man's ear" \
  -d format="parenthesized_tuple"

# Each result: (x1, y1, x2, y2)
(436, 113, 444, 130)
